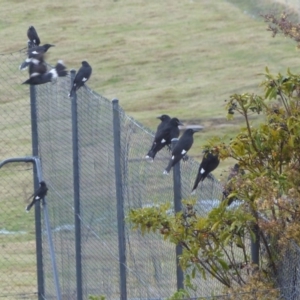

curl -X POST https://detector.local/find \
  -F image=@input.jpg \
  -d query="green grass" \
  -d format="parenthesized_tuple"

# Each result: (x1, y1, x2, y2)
(1, 0, 299, 146)
(0, 165, 37, 298)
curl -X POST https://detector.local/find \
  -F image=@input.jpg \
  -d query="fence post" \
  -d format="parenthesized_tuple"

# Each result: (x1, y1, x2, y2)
(112, 99, 127, 300)
(34, 157, 62, 300)
(30, 84, 44, 299)
(251, 224, 260, 266)
(70, 69, 83, 300)
(171, 138, 184, 291)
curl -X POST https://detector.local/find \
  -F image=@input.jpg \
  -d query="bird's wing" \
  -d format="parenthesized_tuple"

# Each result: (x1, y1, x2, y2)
(25, 186, 41, 202)
(29, 61, 47, 76)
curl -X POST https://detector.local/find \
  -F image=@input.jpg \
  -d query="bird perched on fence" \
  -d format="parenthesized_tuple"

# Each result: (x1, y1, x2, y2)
(163, 128, 199, 174)
(27, 26, 40, 48)
(155, 114, 171, 133)
(19, 44, 55, 70)
(145, 115, 181, 161)
(22, 60, 68, 85)
(25, 181, 48, 212)
(222, 163, 244, 206)
(69, 61, 92, 97)
(191, 151, 220, 194)
(146, 117, 183, 161)
(27, 52, 47, 76)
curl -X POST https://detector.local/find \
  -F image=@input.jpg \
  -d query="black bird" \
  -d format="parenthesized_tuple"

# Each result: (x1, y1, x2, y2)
(146, 114, 171, 160)
(22, 60, 68, 85)
(163, 128, 199, 174)
(20, 44, 55, 70)
(27, 52, 47, 76)
(25, 181, 48, 212)
(146, 117, 183, 161)
(27, 26, 40, 48)
(191, 151, 220, 194)
(156, 114, 171, 133)
(222, 164, 244, 206)
(68, 61, 92, 97)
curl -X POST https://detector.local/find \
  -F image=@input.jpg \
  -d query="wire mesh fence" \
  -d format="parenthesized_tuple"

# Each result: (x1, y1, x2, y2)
(277, 241, 300, 300)
(0, 50, 39, 299)
(32, 66, 227, 299)
(1, 39, 300, 299)
(0, 49, 281, 300)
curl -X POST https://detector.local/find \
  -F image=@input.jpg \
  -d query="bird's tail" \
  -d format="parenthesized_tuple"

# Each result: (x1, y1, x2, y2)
(191, 185, 197, 194)
(22, 78, 31, 85)
(69, 87, 75, 98)
(163, 160, 173, 175)
(145, 149, 155, 161)
(19, 61, 30, 70)
(49, 60, 68, 80)
(56, 60, 68, 77)
(25, 200, 35, 212)
(69, 84, 76, 98)
(191, 174, 201, 194)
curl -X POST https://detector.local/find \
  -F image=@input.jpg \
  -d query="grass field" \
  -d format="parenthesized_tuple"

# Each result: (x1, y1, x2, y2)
(0, 0, 300, 298)
(1, 0, 300, 163)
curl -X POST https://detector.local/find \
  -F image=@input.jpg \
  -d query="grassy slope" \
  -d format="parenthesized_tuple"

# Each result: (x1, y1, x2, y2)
(1, 1, 299, 161)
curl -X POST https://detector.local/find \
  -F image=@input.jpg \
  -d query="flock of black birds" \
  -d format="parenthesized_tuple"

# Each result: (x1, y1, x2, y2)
(22, 26, 93, 211)
(23, 26, 237, 211)
(20, 25, 92, 95)
(145, 114, 223, 195)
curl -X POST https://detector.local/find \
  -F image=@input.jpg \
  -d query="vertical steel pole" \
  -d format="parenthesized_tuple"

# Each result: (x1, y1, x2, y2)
(251, 224, 260, 265)
(34, 158, 62, 300)
(112, 99, 127, 300)
(70, 70, 83, 300)
(171, 138, 184, 291)
(30, 84, 44, 299)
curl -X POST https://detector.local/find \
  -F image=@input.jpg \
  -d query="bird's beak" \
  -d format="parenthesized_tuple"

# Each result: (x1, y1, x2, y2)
(178, 121, 184, 126)
(50, 44, 55, 47)
(193, 128, 201, 132)
(156, 116, 162, 120)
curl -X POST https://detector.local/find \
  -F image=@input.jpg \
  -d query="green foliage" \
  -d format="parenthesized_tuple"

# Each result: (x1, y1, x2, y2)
(129, 199, 255, 288)
(128, 66, 300, 297)
(88, 295, 106, 300)
(167, 289, 190, 300)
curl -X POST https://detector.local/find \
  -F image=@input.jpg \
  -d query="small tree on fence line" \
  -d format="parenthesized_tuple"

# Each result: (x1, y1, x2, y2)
(128, 13, 300, 299)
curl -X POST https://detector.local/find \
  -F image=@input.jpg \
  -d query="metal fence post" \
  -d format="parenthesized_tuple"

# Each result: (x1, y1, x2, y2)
(70, 69, 83, 300)
(30, 84, 45, 299)
(0, 157, 62, 299)
(112, 99, 127, 300)
(171, 138, 184, 291)
(34, 158, 62, 300)
(251, 224, 260, 266)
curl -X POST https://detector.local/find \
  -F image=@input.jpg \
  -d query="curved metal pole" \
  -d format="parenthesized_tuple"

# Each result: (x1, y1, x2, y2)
(0, 157, 35, 168)
(0, 156, 62, 300)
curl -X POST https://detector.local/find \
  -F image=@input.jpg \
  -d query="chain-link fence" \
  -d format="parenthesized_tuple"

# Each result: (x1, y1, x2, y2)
(1, 39, 300, 298)
(0, 50, 39, 300)
(0, 49, 227, 300)
(31, 63, 227, 299)
(277, 241, 300, 300)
